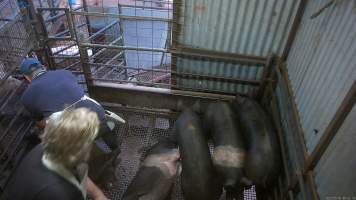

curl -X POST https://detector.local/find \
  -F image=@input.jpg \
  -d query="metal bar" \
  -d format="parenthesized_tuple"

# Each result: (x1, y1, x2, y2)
(174, 72, 260, 85)
(52, 54, 79, 59)
(78, 46, 93, 86)
(37, 7, 69, 12)
(87, 62, 261, 86)
(91, 78, 246, 96)
(118, 4, 173, 11)
(81, 0, 93, 38)
(171, 0, 182, 48)
(72, 11, 172, 22)
(53, 23, 86, 37)
(270, 85, 292, 190)
(101, 64, 124, 79)
(65, 9, 75, 40)
(305, 171, 320, 200)
(256, 54, 275, 100)
(117, 3, 128, 79)
(101, 102, 178, 119)
(159, 17, 172, 68)
(170, 46, 267, 65)
(64, 60, 81, 70)
(36, 12, 55, 69)
(305, 80, 356, 172)
(105, 52, 124, 65)
(89, 81, 235, 111)
(47, 36, 73, 41)
(281, 0, 308, 61)
(81, 43, 167, 53)
(278, 60, 308, 162)
(87, 20, 119, 41)
(90, 36, 123, 59)
(44, 6, 82, 23)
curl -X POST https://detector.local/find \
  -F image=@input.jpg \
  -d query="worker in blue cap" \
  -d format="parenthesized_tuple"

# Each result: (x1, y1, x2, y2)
(19, 57, 125, 196)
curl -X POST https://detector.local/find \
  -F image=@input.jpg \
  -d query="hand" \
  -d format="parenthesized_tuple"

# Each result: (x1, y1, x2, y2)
(94, 193, 109, 200)
(87, 178, 109, 200)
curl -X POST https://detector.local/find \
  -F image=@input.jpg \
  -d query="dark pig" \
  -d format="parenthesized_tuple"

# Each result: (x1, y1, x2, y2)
(204, 102, 246, 189)
(122, 139, 181, 200)
(175, 109, 222, 200)
(233, 97, 281, 187)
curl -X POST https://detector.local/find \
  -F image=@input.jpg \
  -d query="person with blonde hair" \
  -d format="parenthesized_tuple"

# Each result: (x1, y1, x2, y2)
(2, 108, 108, 200)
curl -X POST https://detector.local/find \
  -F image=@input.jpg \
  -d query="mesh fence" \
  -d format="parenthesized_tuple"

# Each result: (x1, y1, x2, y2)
(0, 13, 34, 80)
(0, 78, 38, 190)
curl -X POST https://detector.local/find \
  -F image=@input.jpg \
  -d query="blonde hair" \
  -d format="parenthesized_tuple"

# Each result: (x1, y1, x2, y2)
(41, 108, 99, 168)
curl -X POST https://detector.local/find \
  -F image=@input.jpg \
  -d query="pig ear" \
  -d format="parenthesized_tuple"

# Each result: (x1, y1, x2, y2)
(177, 99, 185, 111)
(191, 100, 202, 114)
(177, 162, 182, 176)
(240, 177, 253, 186)
(234, 94, 247, 105)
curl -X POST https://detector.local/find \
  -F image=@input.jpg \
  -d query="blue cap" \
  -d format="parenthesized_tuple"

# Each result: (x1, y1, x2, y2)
(20, 58, 42, 75)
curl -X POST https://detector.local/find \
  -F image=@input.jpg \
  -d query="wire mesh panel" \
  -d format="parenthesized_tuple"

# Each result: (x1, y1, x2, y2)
(0, 13, 34, 80)
(0, 0, 19, 27)
(0, 78, 38, 190)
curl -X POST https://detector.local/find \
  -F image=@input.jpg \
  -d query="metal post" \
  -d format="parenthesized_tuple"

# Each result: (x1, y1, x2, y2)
(36, 11, 55, 69)
(117, 2, 128, 79)
(278, 60, 308, 162)
(170, 0, 182, 88)
(78, 46, 93, 86)
(256, 53, 275, 100)
(81, 0, 93, 37)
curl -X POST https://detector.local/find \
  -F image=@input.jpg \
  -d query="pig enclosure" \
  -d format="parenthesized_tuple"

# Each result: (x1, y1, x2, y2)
(0, 0, 325, 199)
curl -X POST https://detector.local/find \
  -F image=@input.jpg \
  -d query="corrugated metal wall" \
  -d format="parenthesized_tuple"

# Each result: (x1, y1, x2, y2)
(286, 0, 356, 151)
(175, 0, 301, 94)
(286, 0, 356, 199)
(314, 105, 356, 199)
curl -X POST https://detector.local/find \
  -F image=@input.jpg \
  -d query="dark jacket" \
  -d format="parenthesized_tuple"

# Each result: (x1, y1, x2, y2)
(21, 69, 105, 121)
(1, 145, 84, 200)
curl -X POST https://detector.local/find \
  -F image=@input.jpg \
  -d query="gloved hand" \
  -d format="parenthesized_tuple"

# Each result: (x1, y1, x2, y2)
(104, 110, 125, 124)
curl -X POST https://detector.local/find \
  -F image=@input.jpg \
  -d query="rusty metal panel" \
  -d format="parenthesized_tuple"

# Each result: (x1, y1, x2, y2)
(286, 0, 356, 152)
(314, 105, 356, 199)
(175, 0, 301, 93)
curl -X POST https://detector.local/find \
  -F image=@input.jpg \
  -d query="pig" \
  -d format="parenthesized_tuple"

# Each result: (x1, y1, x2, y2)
(122, 139, 181, 200)
(232, 97, 281, 187)
(175, 109, 222, 200)
(204, 102, 247, 190)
